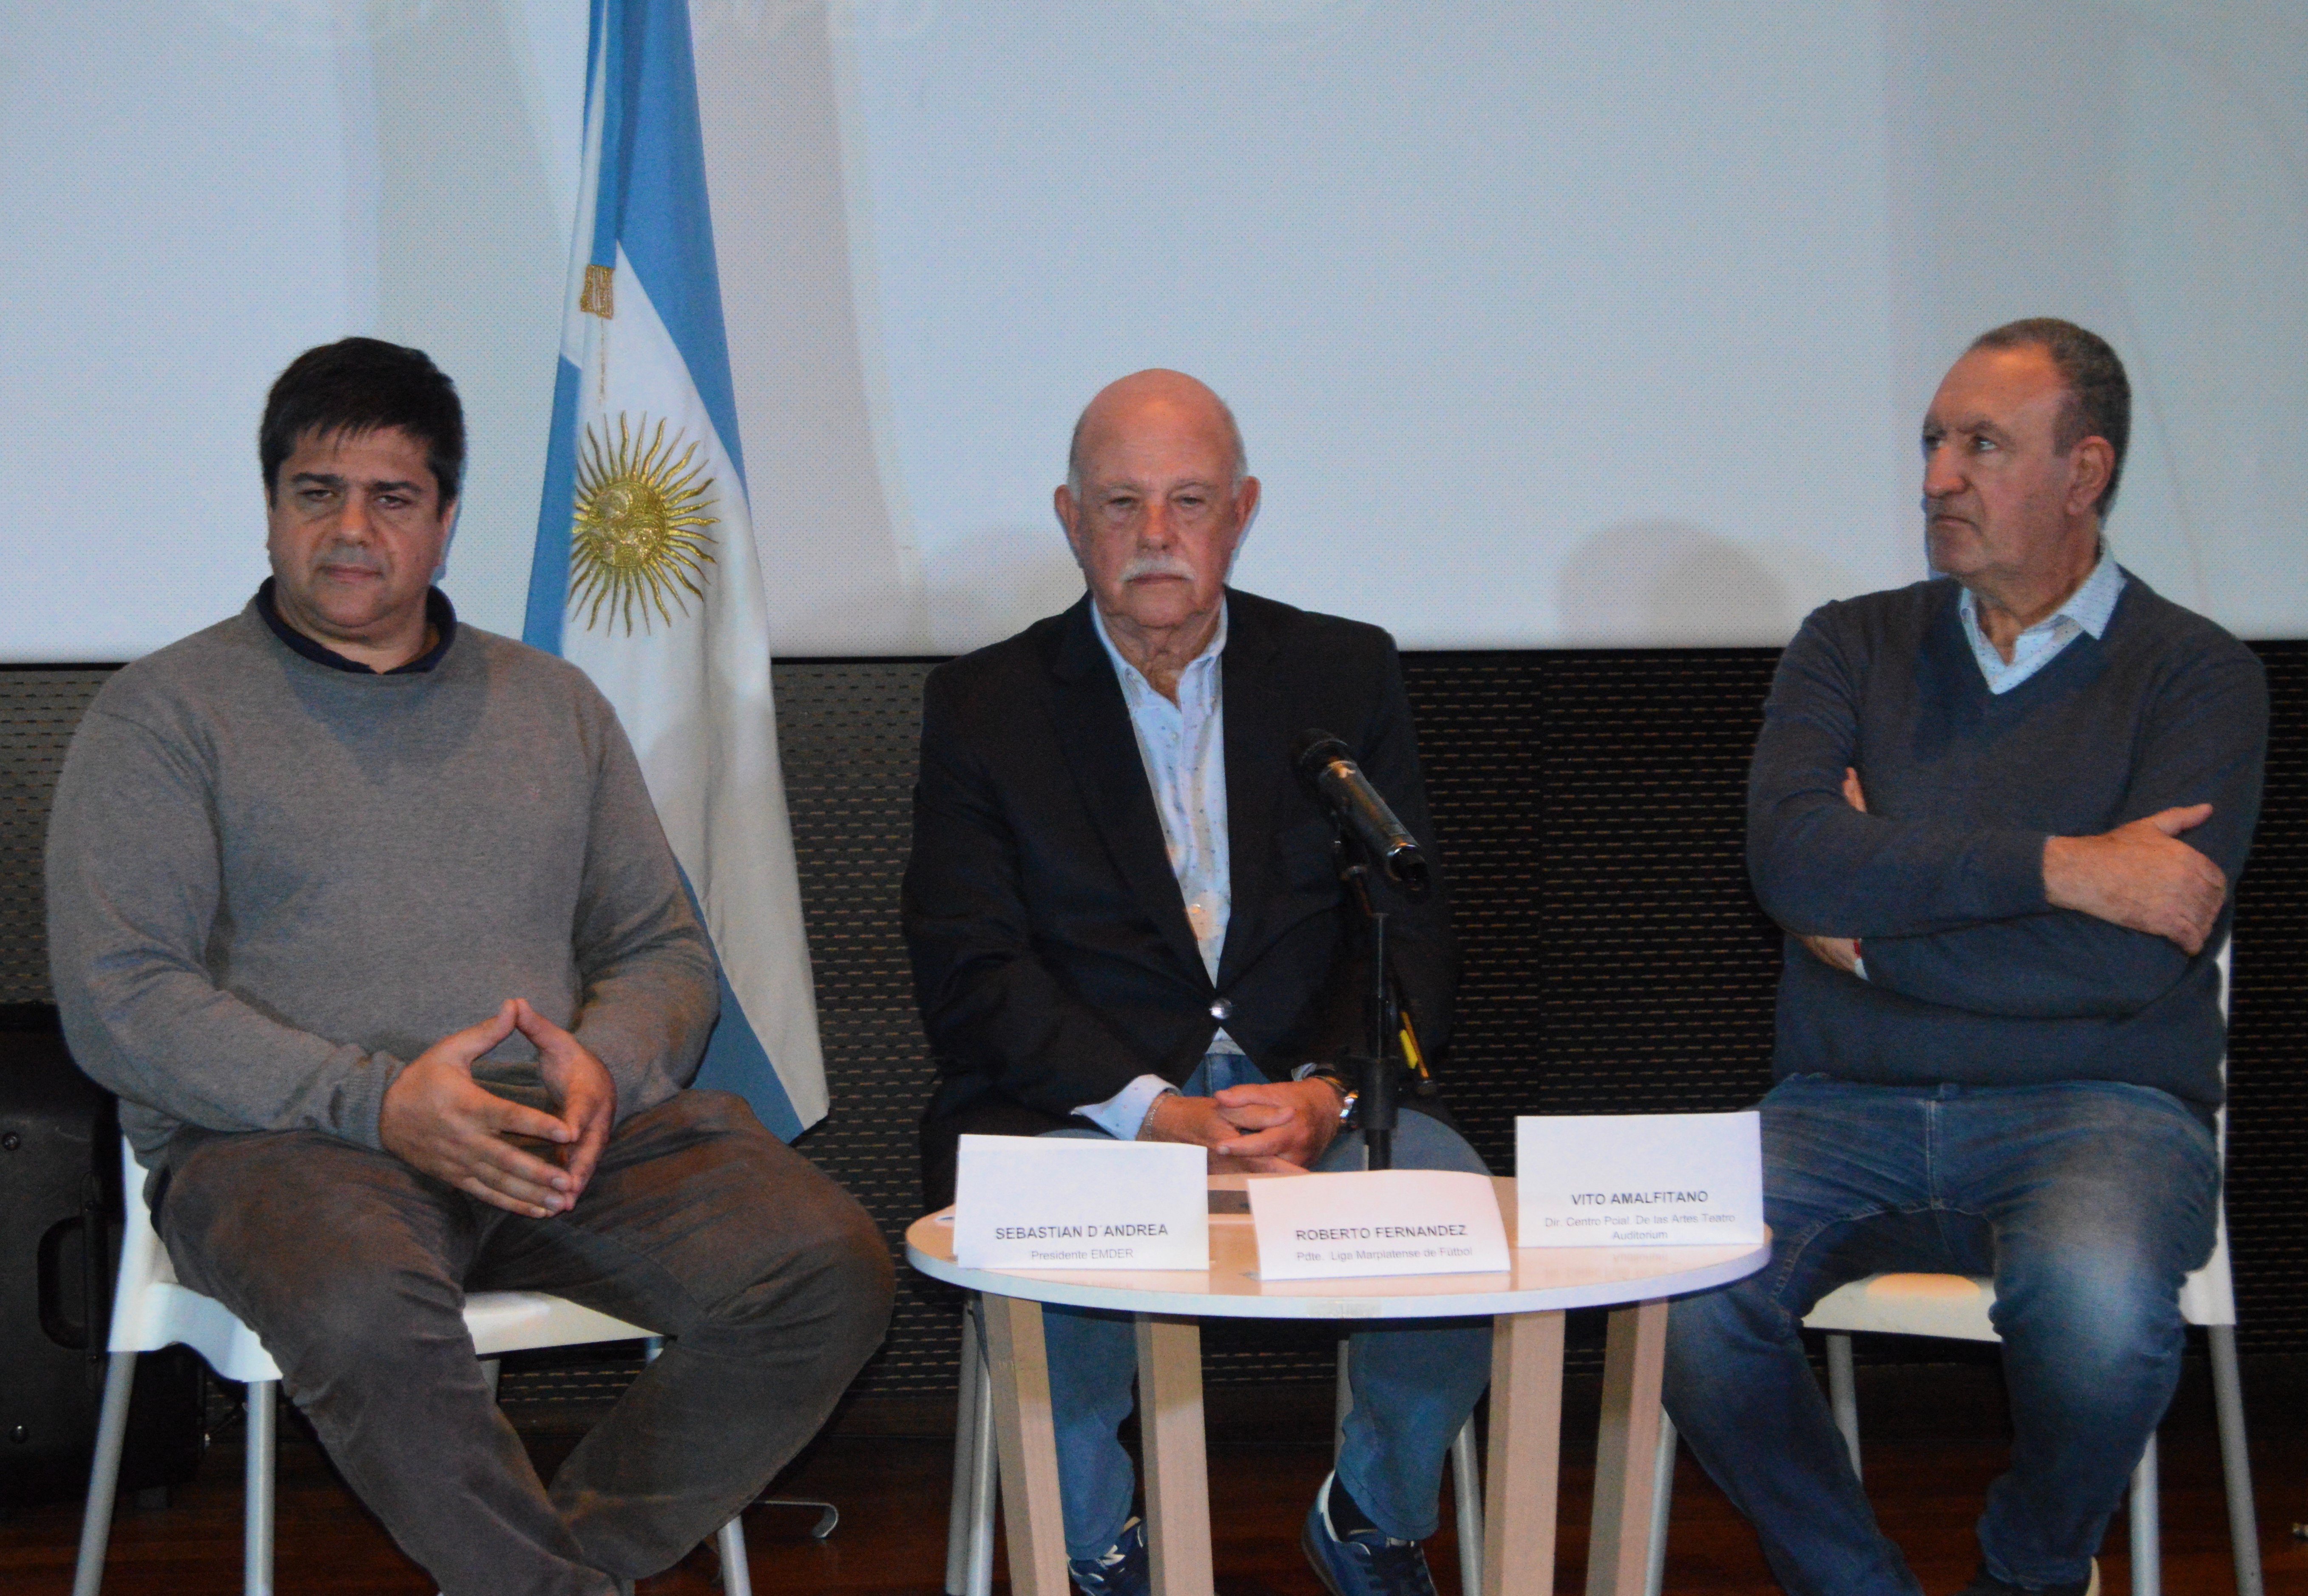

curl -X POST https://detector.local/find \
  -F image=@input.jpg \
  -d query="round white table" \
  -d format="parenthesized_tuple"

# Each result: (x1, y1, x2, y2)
(906, 1175, 1766, 1596)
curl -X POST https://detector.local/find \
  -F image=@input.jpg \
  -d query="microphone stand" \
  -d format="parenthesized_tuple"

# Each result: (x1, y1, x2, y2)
(1335, 844, 1400, 1172)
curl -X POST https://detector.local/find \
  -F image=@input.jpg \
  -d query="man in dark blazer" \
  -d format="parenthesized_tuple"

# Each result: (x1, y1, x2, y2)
(904, 370, 1490, 1596)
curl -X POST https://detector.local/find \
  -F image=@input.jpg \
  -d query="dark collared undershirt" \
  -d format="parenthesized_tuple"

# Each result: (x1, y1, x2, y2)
(255, 576, 457, 675)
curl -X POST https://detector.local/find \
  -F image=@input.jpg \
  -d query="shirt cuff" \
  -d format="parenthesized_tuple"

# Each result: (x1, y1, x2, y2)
(1075, 1073, 1177, 1142)
(1851, 947, 1869, 982)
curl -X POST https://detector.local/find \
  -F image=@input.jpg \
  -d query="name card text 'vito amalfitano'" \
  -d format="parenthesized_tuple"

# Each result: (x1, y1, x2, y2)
(1249, 1170, 1511, 1280)
(1517, 1112, 1764, 1247)
(953, 1135, 1208, 1271)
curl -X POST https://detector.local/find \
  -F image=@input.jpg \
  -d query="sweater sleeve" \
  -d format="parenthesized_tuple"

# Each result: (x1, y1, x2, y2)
(1857, 641, 2268, 1019)
(1747, 605, 2052, 939)
(45, 707, 407, 1147)
(565, 704, 719, 1122)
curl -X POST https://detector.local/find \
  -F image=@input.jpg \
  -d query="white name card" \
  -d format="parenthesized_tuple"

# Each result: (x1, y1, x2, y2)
(1248, 1170, 1510, 1280)
(1516, 1112, 1764, 1247)
(953, 1136, 1208, 1271)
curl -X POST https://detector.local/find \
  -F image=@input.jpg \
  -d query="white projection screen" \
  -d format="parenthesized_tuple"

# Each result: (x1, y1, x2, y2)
(1, 0, 2302, 661)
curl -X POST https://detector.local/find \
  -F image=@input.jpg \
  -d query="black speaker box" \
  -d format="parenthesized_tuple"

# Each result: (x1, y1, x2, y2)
(0, 1004, 205, 1508)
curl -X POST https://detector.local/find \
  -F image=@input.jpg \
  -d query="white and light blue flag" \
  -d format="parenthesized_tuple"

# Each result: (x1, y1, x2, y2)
(524, 0, 823, 1138)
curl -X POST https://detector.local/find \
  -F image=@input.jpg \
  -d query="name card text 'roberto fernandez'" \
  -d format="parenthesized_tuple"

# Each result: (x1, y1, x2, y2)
(1517, 1112, 1763, 1247)
(1249, 1170, 1510, 1280)
(953, 1136, 1208, 1271)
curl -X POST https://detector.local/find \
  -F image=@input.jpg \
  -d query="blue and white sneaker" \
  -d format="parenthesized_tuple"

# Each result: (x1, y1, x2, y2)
(1068, 1515, 1150, 1596)
(1301, 1473, 1438, 1596)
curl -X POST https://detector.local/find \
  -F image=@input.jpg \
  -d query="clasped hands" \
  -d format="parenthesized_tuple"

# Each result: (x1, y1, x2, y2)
(378, 998, 616, 1218)
(1137, 1076, 1347, 1173)
(1800, 766, 2227, 974)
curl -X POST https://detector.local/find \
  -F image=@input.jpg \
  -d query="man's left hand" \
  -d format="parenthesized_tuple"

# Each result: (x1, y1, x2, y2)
(1209, 1078, 1344, 1167)
(1800, 767, 1867, 974)
(1800, 934, 1861, 974)
(512, 999, 617, 1199)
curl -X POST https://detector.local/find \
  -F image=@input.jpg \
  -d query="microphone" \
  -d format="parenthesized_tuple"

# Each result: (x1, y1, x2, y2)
(1292, 728, 1431, 895)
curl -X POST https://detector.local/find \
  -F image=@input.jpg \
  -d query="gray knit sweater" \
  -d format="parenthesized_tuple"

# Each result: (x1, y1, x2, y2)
(45, 600, 717, 1166)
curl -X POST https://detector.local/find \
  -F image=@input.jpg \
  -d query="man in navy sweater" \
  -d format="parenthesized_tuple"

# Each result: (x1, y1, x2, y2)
(1663, 319, 2266, 1596)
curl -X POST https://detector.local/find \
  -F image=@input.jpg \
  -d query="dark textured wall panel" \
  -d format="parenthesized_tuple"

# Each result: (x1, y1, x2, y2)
(0, 671, 111, 1003)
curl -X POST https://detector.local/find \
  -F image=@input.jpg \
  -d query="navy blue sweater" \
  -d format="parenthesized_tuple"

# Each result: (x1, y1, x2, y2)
(1749, 572, 2267, 1116)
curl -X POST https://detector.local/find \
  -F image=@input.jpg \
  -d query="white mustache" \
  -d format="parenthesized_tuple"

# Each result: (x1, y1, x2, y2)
(1119, 554, 1195, 582)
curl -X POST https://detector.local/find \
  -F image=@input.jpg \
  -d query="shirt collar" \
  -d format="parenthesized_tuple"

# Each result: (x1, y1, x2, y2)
(1088, 597, 1229, 696)
(1957, 549, 2126, 645)
(256, 577, 458, 675)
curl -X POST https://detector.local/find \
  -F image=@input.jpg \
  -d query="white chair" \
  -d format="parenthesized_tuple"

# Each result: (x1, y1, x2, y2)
(72, 1136, 757, 1596)
(1644, 950, 2262, 1596)
(939, 1305, 1485, 1596)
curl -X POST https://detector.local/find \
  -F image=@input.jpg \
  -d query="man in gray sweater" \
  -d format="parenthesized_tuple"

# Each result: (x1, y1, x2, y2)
(1664, 320, 2265, 1596)
(45, 338, 893, 1596)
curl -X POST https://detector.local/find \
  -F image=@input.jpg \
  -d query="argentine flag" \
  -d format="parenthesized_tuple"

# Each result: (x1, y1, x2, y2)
(523, 0, 823, 1138)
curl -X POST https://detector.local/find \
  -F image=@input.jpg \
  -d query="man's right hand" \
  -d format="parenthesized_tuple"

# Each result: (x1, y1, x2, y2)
(2043, 804, 2226, 954)
(378, 1000, 585, 1218)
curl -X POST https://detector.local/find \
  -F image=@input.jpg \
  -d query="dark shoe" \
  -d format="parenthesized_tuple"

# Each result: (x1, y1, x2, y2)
(1301, 1473, 1438, 1596)
(1952, 1559, 2099, 1596)
(1068, 1516, 1150, 1596)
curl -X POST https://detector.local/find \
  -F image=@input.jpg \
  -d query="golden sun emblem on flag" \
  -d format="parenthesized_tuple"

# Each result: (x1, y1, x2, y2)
(568, 414, 718, 635)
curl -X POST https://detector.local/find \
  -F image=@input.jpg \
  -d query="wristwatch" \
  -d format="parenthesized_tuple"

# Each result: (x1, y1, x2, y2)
(1306, 1070, 1358, 1123)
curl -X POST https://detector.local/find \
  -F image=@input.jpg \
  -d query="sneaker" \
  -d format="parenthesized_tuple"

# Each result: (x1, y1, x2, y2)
(1301, 1473, 1438, 1596)
(1952, 1559, 2100, 1596)
(1068, 1515, 1150, 1596)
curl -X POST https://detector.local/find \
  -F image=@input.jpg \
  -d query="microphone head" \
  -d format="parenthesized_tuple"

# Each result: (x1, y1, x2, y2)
(1292, 727, 1354, 783)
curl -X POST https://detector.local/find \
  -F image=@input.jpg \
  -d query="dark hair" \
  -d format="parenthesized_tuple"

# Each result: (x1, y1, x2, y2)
(259, 338, 465, 507)
(1967, 317, 2130, 517)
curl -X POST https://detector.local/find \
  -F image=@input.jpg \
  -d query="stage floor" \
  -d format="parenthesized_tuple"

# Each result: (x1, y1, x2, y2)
(6, 1359, 2304, 1595)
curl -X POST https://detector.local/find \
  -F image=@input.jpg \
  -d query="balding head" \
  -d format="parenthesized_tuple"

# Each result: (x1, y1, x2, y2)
(1055, 370, 1260, 690)
(1067, 370, 1249, 497)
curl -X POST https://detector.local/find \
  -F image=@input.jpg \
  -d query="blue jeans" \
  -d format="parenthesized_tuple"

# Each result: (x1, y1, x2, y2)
(1663, 1076, 2219, 1596)
(1035, 1056, 1494, 1555)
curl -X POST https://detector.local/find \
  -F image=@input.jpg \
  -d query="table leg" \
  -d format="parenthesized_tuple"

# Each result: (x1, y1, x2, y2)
(1482, 1309, 1564, 1596)
(1586, 1299, 1669, 1596)
(1135, 1314, 1214, 1596)
(979, 1293, 1069, 1596)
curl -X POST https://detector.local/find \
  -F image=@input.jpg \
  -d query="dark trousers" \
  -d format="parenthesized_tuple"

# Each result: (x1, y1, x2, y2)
(158, 1090, 895, 1596)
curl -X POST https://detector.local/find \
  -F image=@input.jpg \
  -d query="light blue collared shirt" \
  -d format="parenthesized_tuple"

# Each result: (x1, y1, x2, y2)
(1957, 552, 2126, 694)
(1074, 602, 1241, 1139)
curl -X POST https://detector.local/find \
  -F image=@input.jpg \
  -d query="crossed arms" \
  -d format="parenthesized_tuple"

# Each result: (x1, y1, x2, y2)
(1750, 608, 2267, 1018)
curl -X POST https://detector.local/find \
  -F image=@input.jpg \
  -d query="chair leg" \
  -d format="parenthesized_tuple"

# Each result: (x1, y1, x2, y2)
(1642, 1410, 1676, 1596)
(1335, 1335, 1353, 1460)
(2208, 1326, 2265, 1596)
(71, 1350, 139, 1596)
(716, 1516, 754, 1596)
(2130, 1434, 2159, 1596)
(1825, 1333, 1861, 1480)
(947, 1309, 984, 1595)
(1451, 1412, 1482, 1596)
(247, 1378, 277, 1596)
(964, 1304, 999, 1596)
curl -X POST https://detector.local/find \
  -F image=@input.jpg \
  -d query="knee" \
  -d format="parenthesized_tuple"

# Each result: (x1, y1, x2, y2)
(1993, 1252, 2186, 1372)
(718, 1185, 895, 1352)
(266, 1257, 468, 1395)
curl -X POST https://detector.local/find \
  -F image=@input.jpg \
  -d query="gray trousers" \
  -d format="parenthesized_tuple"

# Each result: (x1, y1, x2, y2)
(156, 1090, 895, 1596)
